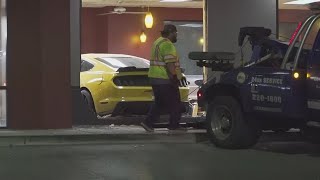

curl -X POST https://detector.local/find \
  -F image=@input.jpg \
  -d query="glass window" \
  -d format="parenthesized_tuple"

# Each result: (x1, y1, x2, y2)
(279, 22, 299, 42)
(0, 0, 5, 87)
(0, 90, 6, 127)
(286, 18, 320, 70)
(97, 57, 150, 69)
(80, 60, 94, 72)
(302, 19, 320, 50)
(0, 0, 6, 127)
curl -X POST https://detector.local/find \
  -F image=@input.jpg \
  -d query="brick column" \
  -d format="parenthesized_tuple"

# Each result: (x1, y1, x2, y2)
(6, 0, 78, 129)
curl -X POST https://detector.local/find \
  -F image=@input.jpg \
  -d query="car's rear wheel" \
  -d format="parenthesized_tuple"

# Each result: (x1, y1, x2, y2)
(81, 89, 97, 116)
(206, 96, 260, 149)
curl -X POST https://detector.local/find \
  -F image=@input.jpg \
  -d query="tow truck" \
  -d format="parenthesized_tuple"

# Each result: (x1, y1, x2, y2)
(190, 13, 320, 149)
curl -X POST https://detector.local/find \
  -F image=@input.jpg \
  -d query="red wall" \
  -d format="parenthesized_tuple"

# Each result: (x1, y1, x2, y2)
(81, 8, 109, 53)
(81, 7, 203, 59)
(82, 8, 312, 59)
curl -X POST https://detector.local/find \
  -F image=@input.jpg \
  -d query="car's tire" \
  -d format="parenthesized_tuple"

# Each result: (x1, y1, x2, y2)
(81, 89, 97, 116)
(206, 96, 260, 149)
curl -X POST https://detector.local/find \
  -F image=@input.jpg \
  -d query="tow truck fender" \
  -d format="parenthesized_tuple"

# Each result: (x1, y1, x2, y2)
(199, 70, 245, 108)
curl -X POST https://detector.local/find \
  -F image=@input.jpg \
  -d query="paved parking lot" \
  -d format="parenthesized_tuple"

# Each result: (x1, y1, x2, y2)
(0, 132, 319, 180)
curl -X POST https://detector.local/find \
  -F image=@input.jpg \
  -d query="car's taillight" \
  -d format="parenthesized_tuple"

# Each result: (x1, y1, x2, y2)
(114, 79, 134, 86)
(113, 76, 150, 86)
(197, 90, 203, 98)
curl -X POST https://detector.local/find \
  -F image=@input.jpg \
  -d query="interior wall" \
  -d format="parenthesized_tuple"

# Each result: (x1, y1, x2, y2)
(81, 7, 203, 59)
(81, 7, 313, 58)
(81, 8, 108, 53)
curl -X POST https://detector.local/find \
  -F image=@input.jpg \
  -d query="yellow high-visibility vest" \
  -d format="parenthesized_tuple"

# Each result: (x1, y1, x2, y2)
(148, 37, 182, 80)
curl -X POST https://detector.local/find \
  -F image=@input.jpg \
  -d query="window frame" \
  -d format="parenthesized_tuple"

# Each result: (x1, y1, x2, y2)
(80, 59, 94, 72)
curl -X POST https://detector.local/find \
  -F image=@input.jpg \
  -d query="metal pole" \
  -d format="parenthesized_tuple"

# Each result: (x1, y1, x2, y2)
(203, 0, 208, 83)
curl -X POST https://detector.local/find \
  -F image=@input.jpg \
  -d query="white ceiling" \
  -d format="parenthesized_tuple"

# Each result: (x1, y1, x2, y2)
(82, 0, 309, 10)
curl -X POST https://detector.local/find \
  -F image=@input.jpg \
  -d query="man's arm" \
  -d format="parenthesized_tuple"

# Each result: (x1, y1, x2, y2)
(166, 62, 179, 87)
(166, 62, 177, 80)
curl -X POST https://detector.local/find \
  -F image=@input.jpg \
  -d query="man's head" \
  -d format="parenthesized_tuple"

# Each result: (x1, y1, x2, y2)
(161, 24, 178, 43)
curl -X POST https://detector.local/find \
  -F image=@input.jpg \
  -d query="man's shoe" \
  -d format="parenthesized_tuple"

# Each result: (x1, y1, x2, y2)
(140, 122, 154, 132)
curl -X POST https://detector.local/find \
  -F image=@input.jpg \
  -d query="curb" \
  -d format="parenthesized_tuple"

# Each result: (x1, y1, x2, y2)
(0, 131, 208, 146)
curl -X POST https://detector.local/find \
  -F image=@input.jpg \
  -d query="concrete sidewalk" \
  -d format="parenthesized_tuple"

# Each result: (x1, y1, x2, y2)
(0, 125, 207, 146)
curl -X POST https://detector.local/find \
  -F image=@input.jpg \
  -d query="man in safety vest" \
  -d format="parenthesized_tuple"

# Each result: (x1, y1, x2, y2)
(141, 24, 185, 132)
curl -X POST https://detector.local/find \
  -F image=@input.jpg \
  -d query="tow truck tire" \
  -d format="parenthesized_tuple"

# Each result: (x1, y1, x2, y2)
(206, 96, 260, 149)
(301, 126, 320, 144)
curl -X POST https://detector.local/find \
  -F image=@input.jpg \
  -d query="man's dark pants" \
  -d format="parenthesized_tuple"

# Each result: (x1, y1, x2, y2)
(145, 84, 182, 129)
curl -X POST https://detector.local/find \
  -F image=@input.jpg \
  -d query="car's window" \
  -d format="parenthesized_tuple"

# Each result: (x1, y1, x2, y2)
(286, 18, 320, 69)
(81, 60, 94, 72)
(97, 57, 150, 69)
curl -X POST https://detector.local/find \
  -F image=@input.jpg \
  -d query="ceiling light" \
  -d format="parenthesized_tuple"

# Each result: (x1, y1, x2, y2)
(145, 12, 153, 29)
(284, 0, 320, 4)
(160, 0, 192, 2)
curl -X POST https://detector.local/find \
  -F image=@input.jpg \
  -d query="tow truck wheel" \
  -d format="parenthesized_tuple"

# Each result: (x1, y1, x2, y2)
(301, 126, 320, 144)
(206, 96, 260, 149)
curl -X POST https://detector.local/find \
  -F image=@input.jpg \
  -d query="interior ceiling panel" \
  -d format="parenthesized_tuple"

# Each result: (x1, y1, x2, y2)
(82, 0, 309, 9)
(82, 0, 203, 8)
(279, 0, 308, 9)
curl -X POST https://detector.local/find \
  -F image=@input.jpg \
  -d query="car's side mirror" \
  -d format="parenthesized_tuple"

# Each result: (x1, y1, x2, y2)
(285, 62, 294, 70)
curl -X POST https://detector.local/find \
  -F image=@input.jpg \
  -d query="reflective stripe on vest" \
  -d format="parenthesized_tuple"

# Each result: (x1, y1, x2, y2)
(150, 61, 166, 66)
(164, 54, 176, 60)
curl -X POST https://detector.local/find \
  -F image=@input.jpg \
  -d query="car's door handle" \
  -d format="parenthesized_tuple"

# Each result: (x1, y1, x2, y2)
(251, 83, 258, 93)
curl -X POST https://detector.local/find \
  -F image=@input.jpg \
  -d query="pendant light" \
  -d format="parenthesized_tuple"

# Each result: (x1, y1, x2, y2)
(145, 12, 153, 29)
(140, 31, 147, 43)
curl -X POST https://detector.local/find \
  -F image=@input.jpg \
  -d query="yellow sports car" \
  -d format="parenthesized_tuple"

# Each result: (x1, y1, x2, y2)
(80, 54, 189, 116)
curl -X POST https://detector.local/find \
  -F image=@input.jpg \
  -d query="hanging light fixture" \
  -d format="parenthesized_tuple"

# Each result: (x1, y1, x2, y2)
(145, 12, 153, 29)
(140, 31, 147, 43)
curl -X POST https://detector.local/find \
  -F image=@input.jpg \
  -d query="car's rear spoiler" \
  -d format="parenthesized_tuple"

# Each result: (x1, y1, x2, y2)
(117, 67, 149, 72)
